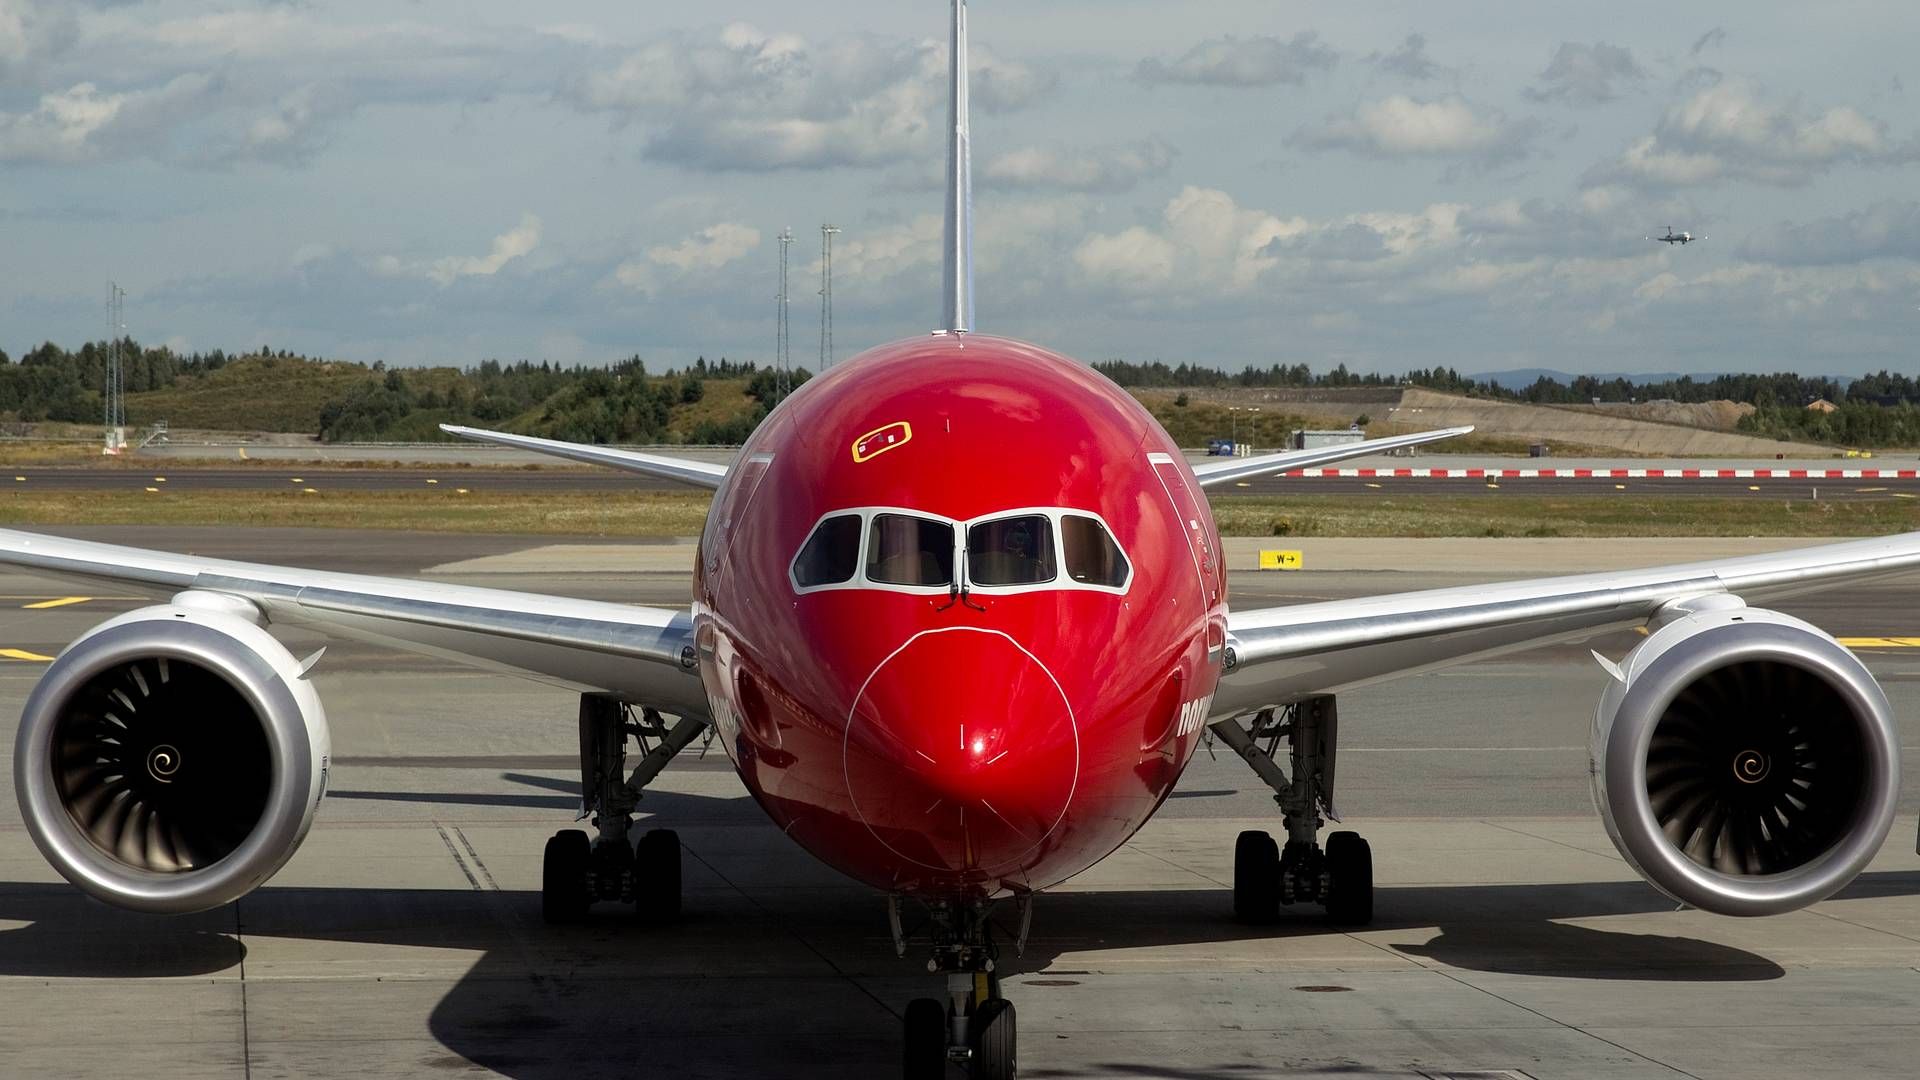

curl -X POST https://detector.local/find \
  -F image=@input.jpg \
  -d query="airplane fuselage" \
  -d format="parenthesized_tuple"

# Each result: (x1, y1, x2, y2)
(694, 334, 1228, 898)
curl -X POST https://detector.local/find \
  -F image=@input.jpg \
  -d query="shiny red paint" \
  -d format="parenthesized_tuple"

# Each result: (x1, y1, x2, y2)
(694, 334, 1227, 898)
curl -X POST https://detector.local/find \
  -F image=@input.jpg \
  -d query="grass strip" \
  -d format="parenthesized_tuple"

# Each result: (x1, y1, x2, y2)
(1, 490, 1916, 538)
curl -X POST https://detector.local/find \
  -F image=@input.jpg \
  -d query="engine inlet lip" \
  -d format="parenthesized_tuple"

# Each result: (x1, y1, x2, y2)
(1608, 620, 1899, 917)
(14, 616, 311, 914)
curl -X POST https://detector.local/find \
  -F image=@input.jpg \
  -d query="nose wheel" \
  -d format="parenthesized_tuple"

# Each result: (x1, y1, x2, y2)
(897, 897, 1025, 1078)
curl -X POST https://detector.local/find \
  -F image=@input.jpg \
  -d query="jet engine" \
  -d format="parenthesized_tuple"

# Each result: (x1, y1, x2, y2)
(13, 596, 330, 913)
(1591, 601, 1897, 916)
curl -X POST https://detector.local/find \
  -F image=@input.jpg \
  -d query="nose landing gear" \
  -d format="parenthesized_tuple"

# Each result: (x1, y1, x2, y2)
(896, 894, 1029, 1079)
(1212, 695, 1373, 925)
(540, 694, 704, 923)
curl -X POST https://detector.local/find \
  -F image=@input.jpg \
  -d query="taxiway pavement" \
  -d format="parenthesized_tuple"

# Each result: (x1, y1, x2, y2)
(2, 527, 1919, 1078)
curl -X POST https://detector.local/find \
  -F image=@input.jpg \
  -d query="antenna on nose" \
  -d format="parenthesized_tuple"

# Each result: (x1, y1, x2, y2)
(940, 0, 974, 334)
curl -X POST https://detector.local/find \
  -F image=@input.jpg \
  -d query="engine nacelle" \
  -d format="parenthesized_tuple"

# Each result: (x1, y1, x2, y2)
(13, 597, 330, 913)
(1591, 602, 1898, 916)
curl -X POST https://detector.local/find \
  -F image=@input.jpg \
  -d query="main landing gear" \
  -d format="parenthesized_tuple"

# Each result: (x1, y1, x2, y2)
(1209, 695, 1373, 926)
(895, 894, 1032, 1080)
(541, 694, 706, 923)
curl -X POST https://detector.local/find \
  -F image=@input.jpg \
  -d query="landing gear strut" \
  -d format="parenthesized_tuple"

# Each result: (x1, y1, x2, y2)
(541, 693, 704, 923)
(897, 894, 1030, 1079)
(1210, 695, 1373, 925)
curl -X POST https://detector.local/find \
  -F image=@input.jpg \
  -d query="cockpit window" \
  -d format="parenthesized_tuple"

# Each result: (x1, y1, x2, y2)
(967, 515, 1057, 586)
(866, 514, 955, 586)
(1062, 515, 1130, 588)
(792, 514, 862, 587)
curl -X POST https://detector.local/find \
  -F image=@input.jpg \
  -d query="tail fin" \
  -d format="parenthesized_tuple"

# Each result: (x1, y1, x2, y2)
(941, 0, 974, 333)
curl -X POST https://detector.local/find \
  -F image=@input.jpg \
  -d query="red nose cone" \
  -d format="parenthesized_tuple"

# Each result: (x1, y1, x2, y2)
(843, 628, 1079, 882)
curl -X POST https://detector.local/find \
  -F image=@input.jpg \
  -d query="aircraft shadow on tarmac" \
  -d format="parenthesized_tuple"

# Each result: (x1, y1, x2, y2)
(6, 773, 1917, 1076)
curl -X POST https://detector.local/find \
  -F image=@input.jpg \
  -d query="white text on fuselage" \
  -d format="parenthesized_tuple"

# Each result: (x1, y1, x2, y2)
(1176, 692, 1215, 738)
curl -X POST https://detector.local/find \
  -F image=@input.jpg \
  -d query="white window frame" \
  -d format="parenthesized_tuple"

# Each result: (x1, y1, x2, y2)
(788, 505, 1132, 597)
(789, 507, 958, 596)
(962, 506, 1132, 596)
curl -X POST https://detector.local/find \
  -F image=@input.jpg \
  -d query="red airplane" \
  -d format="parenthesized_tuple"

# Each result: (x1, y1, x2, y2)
(4, 4, 1917, 1079)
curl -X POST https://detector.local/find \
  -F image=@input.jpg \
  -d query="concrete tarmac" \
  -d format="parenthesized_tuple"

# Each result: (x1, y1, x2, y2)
(3, 527, 1920, 1078)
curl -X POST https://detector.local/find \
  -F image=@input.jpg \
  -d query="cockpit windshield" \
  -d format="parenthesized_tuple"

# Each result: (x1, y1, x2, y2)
(792, 514, 861, 587)
(967, 515, 1056, 585)
(867, 514, 956, 587)
(790, 507, 1130, 595)
(1062, 514, 1129, 588)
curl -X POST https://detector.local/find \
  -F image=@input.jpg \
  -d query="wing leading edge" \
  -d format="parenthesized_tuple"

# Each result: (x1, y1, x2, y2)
(439, 424, 729, 490)
(1190, 426, 1474, 488)
(1216, 529, 1920, 716)
(0, 529, 706, 717)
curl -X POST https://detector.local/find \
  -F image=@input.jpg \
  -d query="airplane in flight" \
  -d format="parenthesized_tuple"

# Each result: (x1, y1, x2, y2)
(4, 4, 1915, 1078)
(1650, 226, 1705, 245)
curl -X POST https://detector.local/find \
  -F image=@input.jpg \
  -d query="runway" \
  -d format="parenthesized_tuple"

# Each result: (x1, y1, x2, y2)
(11, 462, 1920, 499)
(3, 527, 1920, 1078)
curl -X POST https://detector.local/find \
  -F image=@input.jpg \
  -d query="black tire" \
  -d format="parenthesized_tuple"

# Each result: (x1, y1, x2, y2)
(1324, 830, 1373, 926)
(634, 828, 682, 920)
(971, 998, 1017, 1080)
(1233, 829, 1280, 923)
(903, 997, 948, 1080)
(542, 830, 591, 924)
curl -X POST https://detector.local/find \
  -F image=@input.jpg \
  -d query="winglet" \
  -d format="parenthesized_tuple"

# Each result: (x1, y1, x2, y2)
(940, 0, 974, 334)
(1189, 425, 1475, 488)
(438, 423, 730, 490)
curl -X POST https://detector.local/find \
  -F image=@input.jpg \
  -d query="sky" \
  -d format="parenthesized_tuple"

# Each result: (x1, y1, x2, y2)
(2, 0, 1918, 377)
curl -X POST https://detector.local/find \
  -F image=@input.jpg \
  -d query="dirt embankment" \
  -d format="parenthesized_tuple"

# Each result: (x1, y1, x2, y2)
(1392, 389, 1834, 456)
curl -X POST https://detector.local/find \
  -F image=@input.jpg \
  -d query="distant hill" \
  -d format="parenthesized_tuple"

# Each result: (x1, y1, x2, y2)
(1471, 368, 1720, 391)
(1470, 368, 1857, 392)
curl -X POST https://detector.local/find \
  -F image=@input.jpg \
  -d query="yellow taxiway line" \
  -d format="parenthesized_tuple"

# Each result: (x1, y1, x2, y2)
(21, 596, 92, 610)
(0, 648, 53, 661)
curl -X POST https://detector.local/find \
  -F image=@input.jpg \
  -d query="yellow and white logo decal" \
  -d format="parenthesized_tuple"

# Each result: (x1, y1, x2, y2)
(852, 421, 913, 463)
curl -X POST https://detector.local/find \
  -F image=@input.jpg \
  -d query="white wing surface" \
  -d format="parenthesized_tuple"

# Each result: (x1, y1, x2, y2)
(1190, 426, 1474, 488)
(0, 529, 706, 717)
(439, 424, 729, 490)
(1216, 530, 1920, 716)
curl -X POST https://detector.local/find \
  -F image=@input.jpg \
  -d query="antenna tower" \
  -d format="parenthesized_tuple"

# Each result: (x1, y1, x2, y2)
(776, 227, 794, 398)
(103, 282, 126, 454)
(819, 224, 841, 369)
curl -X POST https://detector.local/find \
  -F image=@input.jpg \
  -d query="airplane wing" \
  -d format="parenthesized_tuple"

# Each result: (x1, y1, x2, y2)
(1215, 530, 1920, 716)
(1189, 426, 1474, 488)
(439, 424, 729, 490)
(0, 529, 707, 718)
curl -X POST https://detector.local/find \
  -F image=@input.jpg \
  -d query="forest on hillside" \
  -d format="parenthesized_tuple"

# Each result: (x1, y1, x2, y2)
(4, 338, 1918, 446)
(0, 340, 809, 444)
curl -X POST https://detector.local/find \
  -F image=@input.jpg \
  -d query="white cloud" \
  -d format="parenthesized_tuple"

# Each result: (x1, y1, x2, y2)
(0, 74, 214, 163)
(615, 222, 762, 291)
(573, 22, 1050, 172)
(982, 138, 1174, 193)
(1075, 187, 1309, 294)
(1524, 42, 1646, 106)
(424, 214, 542, 286)
(1739, 201, 1920, 266)
(1137, 32, 1336, 87)
(1589, 79, 1919, 188)
(1291, 95, 1539, 168)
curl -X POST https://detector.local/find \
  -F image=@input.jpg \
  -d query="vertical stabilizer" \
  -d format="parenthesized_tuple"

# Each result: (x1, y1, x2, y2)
(941, 0, 974, 333)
